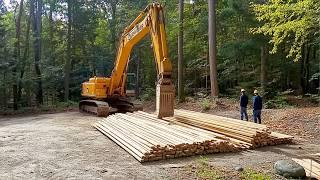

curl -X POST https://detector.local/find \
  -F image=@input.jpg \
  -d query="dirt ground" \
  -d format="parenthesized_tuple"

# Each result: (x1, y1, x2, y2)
(1, 104, 319, 179)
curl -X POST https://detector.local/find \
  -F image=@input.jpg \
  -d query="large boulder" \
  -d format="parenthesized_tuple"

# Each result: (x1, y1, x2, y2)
(274, 160, 306, 178)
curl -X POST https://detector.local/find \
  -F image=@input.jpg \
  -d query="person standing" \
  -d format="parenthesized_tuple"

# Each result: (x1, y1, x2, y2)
(252, 89, 263, 124)
(240, 89, 248, 121)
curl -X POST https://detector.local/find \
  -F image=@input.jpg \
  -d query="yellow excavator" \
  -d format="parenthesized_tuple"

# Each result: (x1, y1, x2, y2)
(80, 3, 175, 118)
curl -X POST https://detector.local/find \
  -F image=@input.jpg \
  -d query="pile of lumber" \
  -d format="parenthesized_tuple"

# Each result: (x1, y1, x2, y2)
(166, 109, 293, 148)
(94, 112, 240, 162)
(292, 158, 320, 179)
(269, 132, 294, 145)
(94, 109, 293, 162)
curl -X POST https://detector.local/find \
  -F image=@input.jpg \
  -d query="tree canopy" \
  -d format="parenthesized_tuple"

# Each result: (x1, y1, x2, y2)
(0, 0, 319, 110)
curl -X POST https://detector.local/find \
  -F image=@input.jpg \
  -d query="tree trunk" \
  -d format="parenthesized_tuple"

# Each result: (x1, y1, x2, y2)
(208, 0, 219, 97)
(49, 0, 55, 64)
(304, 45, 311, 93)
(31, 0, 43, 105)
(18, 11, 31, 102)
(64, 0, 72, 102)
(178, 0, 184, 102)
(110, 1, 117, 51)
(299, 44, 309, 95)
(12, 0, 24, 110)
(136, 47, 141, 98)
(2, 72, 7, 108)
(260, 46, 267, 93)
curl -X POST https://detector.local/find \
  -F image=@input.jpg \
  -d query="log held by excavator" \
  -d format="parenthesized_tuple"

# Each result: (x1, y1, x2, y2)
(79, 3, 175, 118)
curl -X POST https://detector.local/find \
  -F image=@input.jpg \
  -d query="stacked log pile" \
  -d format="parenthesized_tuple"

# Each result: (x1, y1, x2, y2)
(93, 109, 294, 162)
(94, 112, 240, 162)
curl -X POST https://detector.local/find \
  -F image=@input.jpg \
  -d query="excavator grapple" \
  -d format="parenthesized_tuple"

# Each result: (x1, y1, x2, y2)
(156, 84, 175, 118)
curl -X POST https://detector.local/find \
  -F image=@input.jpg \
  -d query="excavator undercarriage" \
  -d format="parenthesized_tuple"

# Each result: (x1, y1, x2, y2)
(79, 98, 143, 117)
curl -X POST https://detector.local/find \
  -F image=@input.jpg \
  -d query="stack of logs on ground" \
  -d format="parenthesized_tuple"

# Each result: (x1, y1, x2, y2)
(94, 109, 293, 162)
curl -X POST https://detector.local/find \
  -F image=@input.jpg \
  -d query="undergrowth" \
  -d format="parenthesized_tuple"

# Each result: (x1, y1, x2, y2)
(200, 99, 212, 111)
(264, 96, 292, 109)
(240, 168, 271, 180)
(0, 101, 78, 116)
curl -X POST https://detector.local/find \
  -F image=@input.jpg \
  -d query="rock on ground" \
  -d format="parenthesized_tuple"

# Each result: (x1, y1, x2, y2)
(274, 159, 306, 178)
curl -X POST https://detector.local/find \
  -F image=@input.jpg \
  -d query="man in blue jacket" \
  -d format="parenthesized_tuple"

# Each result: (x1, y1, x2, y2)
(240, 89, 248, 121)
(252, 89, 263, 124)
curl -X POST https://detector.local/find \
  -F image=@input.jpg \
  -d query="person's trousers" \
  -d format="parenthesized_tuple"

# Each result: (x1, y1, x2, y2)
(253, 110, 262, 124)
(240, 107, 248, 121)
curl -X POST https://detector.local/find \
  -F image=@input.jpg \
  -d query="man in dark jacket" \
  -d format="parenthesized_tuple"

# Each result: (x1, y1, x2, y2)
(252, 89, 263, 124)
(240, 89, 248, 121)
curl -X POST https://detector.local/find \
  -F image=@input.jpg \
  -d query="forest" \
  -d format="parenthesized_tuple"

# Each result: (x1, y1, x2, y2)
(0, 0, 319, 111)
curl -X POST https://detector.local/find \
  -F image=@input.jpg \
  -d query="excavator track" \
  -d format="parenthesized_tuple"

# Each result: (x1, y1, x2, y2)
(79, 100, 110, 117)
(79, 99, 143, 117)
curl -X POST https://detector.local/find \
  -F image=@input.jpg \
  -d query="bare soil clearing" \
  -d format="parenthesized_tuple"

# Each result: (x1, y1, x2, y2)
(0, 106, 319, 179)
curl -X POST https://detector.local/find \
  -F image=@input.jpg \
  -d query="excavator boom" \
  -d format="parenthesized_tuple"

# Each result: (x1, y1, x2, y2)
(80, 3, 174, 118)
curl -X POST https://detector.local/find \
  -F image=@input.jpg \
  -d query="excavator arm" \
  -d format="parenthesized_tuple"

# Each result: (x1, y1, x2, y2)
(81, 3, 174, 118)
(109, 3, 174, 118)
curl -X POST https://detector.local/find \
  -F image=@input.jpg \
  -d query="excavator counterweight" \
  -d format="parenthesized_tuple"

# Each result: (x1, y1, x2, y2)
(80, 3, 175, 118)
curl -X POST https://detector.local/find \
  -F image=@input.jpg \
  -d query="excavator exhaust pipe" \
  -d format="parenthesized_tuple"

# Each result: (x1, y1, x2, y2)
(156, 83, 175, 118)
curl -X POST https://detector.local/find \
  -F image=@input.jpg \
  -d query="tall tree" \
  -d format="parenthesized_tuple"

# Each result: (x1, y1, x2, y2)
(64, 0, 72, 101)
(178, 0, 184, 101)
(17, 10, 31, 102)
(208, 0, 219, 97)
(0, 0, 7, 108)
(260, 46, 267, 93)
(101, 0, 119, 53)
(48, 0, 56, 64)
(13, 0, 24, 109)
(31, 0, 43, 105)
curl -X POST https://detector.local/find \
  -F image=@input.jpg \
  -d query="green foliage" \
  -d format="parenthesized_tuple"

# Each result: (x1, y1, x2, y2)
(240, 169, 271, 180)
(251, 0, 320, 61)
(200, 98, 212, 111)
(140, 88, 156, 101)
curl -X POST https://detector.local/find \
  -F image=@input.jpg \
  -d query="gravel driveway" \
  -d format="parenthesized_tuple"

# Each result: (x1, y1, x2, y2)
(0, 111, 319, 179)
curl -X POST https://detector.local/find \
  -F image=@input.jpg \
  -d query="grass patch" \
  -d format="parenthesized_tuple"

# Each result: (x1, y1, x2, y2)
(195, 156, 224, 180)
(240, 169, 271, 180)
(181, 157, 273, 180)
